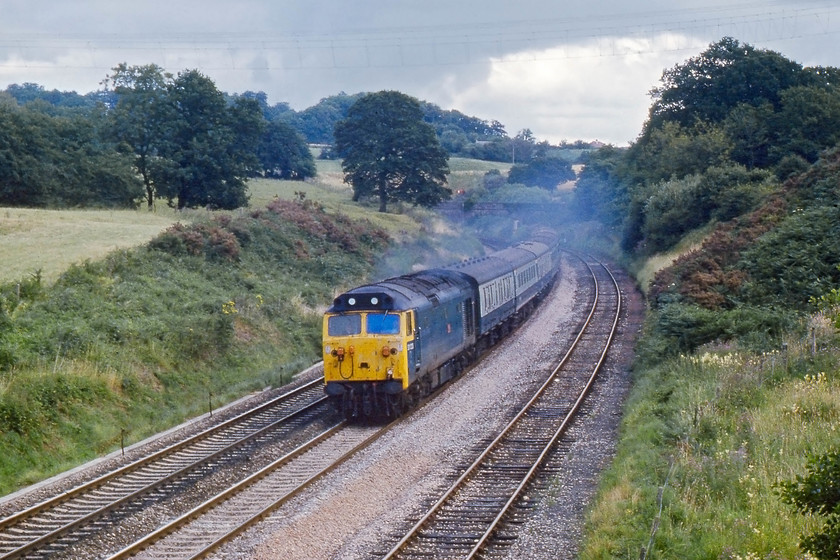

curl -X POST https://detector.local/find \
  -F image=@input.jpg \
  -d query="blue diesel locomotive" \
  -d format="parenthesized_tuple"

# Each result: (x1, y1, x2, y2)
(322, 229, 561, 419)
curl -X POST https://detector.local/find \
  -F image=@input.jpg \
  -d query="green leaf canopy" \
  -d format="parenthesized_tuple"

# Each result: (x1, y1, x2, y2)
(334, 90, 450, 212)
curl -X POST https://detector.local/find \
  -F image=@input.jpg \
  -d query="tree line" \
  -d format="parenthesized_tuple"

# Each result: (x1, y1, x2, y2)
(1, 65, 316, 210)
(576, 37, 840, 256)
(2, 69, 589, 211)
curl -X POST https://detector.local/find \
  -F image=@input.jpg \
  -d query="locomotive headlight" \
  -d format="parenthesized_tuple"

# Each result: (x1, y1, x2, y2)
(324, 345, 332, 354)
(387, 368, 394, 379)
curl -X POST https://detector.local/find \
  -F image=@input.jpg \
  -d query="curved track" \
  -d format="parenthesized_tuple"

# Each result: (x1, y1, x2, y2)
(378, 253, 621, 559)
(0, 378, 331, 560)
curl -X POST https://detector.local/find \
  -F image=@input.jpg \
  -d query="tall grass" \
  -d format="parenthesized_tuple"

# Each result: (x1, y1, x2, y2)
(580, 315, 839, 559)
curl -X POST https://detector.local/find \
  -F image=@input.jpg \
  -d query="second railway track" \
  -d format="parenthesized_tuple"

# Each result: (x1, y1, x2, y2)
(108, 421, 386, 559)
(377, 253, 621, 560)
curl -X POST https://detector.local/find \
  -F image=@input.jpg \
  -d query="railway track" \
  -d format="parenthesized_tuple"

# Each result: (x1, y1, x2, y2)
(0, 377, 332, 559)
(378, 254, 621, 559)
(107, 421, 387, 560)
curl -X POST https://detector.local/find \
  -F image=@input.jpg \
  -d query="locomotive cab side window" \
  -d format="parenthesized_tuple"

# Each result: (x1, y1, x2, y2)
(366, 312, 401, 335)
(328, 314, 362, 336)
(406, 311, 414, 335)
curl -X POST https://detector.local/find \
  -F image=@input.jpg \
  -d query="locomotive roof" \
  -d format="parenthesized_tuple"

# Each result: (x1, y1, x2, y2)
(329, 268, 472, 313)
(327, 231, 558, 314)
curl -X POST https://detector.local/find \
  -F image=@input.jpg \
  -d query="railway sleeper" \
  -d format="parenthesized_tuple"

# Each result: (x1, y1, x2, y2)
(418, 531, 483, 543)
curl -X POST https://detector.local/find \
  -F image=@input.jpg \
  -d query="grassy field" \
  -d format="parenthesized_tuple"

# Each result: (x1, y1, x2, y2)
(0, 156, 507, 286)
(0, 208, 179, 284)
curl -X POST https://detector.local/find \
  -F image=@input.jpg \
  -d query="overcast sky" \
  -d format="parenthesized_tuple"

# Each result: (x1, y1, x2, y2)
(1, 1, 838, 145)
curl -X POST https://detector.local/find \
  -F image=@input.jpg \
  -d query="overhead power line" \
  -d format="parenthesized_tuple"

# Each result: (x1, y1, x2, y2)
(0, 1, 836, 73)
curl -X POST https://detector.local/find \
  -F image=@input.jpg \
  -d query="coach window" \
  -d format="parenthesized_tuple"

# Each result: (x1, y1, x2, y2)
(328, 314, 362, 336)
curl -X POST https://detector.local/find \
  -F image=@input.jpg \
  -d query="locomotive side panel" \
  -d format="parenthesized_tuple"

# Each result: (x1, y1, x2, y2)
(412, 294, 471, 385)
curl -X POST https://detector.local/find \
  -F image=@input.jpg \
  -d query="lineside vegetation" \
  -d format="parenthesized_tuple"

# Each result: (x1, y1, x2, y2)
(0, 198, 388, 494)
(576, 37, 840, 559)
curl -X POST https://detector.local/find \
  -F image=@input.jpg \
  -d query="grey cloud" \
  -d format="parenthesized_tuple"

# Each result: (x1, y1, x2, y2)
(1, 1, 838, 143)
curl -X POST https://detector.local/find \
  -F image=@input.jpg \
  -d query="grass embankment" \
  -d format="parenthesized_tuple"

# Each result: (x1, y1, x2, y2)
(0, 199, 391, 495)
(580, 266, 838, 559)
(579, 149, 840, 559)
(0, 157, 502, 496)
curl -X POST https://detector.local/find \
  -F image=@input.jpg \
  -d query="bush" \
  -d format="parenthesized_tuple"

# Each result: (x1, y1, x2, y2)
(640, 165, 774, 254)
(651, 303, 793, 355)
(149, 220, 241, 262)
(740, 206, 840, 309)
(778, 449, 840, 559)
(653, 303, 723, 353)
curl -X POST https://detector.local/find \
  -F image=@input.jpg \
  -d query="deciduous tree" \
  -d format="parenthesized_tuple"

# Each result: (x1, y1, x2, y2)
(648, 37, 806, 132)
(155, 70, 260, 209)
(105, 63, 172, 208)
(334, 91, 450, 212)
(256, 120, 316, 179)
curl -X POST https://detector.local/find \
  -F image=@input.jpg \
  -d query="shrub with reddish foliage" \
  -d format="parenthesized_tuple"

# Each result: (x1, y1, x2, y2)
(149, 220, 242, 262)
(650, 195, 787, 310)
(148, 199, 390, 266)
(265, 198, 390, 255)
